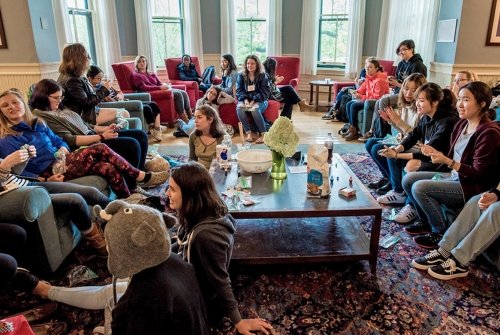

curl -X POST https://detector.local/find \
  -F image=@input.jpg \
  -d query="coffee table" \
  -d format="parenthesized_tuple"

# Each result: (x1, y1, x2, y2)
(309, 80, 335, 110)
(212, 153, 382, 274)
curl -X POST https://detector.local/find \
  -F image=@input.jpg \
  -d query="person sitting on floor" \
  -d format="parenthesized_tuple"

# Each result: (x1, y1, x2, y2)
(401, 81, 500, 249)
(411, 183, 500, 280)
(0, 89, 168, 199)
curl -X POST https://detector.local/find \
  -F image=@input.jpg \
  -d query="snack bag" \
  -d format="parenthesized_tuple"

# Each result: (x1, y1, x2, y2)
(306, 144, 331, 198)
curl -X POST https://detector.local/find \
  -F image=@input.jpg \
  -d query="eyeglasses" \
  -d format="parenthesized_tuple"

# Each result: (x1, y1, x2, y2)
(49, 95, 64, 101)
(454, 78, 467, 82)
(398, 48, 409, 54)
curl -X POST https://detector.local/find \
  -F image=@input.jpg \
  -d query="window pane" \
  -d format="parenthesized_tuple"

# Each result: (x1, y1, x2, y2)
(66, 0, 88, 9)
(152, 0, 181, 16)
(318, 0, 348, 65)
(235, 0, 268, 65)
(152, 19, 183, 68)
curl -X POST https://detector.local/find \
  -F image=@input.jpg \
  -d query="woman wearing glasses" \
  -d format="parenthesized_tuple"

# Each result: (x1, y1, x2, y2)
(451, 70, 475, 97)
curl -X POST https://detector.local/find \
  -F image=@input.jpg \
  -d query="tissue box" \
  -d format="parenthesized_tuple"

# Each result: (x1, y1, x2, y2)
(339, 187, 356, 198)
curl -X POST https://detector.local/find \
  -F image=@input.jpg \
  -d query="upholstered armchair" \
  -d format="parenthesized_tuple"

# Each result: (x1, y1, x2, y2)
(378, 59, 397, 77)
(112, 61, 178, 126)
(0, 176, 109, 273)
(269, 56, 300, 90)
(165, 57, 203, 108)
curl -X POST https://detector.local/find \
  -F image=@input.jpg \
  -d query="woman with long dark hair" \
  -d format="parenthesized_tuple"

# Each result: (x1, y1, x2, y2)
(220, 54, 238, 96)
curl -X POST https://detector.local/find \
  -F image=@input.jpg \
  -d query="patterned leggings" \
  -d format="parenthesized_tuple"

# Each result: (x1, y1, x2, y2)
(42, 144, 140, 198)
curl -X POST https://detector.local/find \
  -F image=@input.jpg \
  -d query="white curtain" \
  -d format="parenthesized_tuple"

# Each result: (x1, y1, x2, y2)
(93, 0, 122, 79)
(134, 0, 155, 70)
(376, 0, 440, 69)
(51, 0, 73, 52)
(267, 0, 282, 56)
(220, 0, 236, 56)
(345, 0, 365, 78)
(299, 0, 320, 75)
(184, 0, 204, 67)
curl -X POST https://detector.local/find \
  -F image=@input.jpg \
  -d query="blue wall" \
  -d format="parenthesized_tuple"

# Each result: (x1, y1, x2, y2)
(28, 0, 59, 62)
(434, 0, 463, 64)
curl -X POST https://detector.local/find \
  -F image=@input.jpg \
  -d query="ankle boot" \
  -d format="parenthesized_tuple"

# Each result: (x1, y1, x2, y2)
(344, 126, 359, 141)
(83, 224, 107, 256)
(298, 99, 314, 112)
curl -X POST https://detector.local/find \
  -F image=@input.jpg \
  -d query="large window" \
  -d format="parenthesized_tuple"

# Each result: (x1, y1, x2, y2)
(151, 0, 184, 69)
(318, 0, 348, 67)
(66, 0, 96, 61)
(235, 0, 269, 65)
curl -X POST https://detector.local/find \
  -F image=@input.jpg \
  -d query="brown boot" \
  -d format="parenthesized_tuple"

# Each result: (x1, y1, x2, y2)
(298, 99, 314, 112)
(345, 127, 359, 141)
(83, 224, 107, 256)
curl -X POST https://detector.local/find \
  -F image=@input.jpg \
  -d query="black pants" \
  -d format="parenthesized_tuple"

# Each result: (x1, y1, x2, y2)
(278, 85, 301, 119)
(0, 223, 27, 286)
(142, 101, 161, 124)
(104, 129, 148, 173)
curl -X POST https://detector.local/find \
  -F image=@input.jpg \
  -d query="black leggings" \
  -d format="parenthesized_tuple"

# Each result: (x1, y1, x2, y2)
(0, 223, 27, 287)
(278, 85, 301, 119)
(142, 101, 161, 124)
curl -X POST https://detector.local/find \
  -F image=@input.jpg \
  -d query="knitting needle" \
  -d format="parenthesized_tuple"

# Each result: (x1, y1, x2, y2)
(238, 122, 245, 144)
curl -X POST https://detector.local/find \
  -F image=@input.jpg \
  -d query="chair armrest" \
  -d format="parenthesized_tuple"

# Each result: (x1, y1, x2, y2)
(170, 80, 199, 90)
(123, 92, 151, 101)
(212, 76, 222, 85)
(289, 78, 299, 88)
(0, 186, 51, 223)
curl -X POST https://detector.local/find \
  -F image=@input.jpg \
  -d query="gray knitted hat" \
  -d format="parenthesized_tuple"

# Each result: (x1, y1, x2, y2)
(95, 200, 176, 278)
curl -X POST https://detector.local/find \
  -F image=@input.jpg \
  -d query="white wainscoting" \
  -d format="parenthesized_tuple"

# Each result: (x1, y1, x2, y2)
(0, 62, 59, 97)
(430, 62, 500, 88)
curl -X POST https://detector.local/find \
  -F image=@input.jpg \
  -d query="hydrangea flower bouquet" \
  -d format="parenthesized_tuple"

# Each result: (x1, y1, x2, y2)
(263, 116, 299, 179)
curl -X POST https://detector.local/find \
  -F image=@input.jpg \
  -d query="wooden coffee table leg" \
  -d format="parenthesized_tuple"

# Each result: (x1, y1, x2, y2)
(309, 84, 313, 105)
(369, 211, 382, 274)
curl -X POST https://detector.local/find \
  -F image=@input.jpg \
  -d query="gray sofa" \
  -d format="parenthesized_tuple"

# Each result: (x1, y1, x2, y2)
(0, 176, 109, 273)
(99, 92, 151, 132)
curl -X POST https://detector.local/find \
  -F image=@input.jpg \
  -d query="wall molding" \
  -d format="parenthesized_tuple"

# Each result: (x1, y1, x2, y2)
(0, 62, 59, 94)
(430, 62, 500, 87)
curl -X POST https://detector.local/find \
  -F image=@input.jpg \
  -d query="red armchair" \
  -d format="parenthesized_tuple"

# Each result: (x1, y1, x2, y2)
(165, 57, 203, 108)
(112, 61, 178, 126)
(269, 56, 300, 90)
(219, 100, 280, 130)
(378, 59, 396, 77)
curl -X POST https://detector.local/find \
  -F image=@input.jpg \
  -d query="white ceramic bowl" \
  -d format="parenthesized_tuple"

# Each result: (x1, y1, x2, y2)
(236, 149, 273, 173)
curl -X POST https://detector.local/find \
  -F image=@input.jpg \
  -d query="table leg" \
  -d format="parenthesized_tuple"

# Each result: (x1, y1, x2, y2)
(328, 86, 332, 105)
(315, 85, 319, 111)
(369, 211, 382, 274)
(309, 84, 313, 105)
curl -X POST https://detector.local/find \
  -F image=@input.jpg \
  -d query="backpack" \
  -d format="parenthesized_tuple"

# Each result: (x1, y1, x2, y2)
(337, 93, 353, 122)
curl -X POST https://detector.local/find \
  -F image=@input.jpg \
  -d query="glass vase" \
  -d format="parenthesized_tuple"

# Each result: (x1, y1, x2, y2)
(271, 150, 287, 180)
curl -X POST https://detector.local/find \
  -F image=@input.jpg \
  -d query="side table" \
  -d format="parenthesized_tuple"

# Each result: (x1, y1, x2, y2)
(309, 80, 334, 111)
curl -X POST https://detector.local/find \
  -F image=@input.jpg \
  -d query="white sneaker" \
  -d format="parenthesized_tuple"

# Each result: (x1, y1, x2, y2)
(394, 204, 418, 223)
(376, 190, 406, 205)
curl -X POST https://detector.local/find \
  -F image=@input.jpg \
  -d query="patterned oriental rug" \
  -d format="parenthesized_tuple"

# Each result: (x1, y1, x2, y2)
(0, 153, 498, 334)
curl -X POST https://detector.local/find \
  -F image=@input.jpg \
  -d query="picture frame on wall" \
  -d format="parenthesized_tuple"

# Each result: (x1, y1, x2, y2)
(0, 10, 7, 49)
(486, 0, 500, 45)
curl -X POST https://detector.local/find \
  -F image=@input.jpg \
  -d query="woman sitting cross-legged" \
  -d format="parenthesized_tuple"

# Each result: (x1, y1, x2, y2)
(189, 104, 227, 169)
(377, 83, 459, 210)
(365, 73, 427, 205)
(411, 184, 500, 280)
(342, 58, 390, 141)
(87, 65, 165, 141)
(236, 54, 271, 144)
(30, 79, 149, 177)
(0, 149, 111, 255)
(401, 81, 500, 249)
(263, 57, 313, 119)
(132, 55, 193, 124)
(167, 162, 273, 334)
(220, 54, 239, 97)
(0, 89, 168, 199)
(178, 85, 235, 136)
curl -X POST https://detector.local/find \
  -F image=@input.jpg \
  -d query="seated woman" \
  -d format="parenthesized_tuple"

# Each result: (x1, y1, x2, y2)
(263, 57, 313, 119)
(87, 65, 165, 141)
(132, 55, 192, 123)
(167, 162, 273, 334)
(342, 58, 390, 141)
(377, 83, 458, 208)
(412, 183, 500, 280)
(30, 79, 149, 174)
(364, 73, 426, 205)
(401, 81, 500, 249)
(179, 85, 235, 136)
(177, 54, 212, 93)
(0, 148, 110, 255)
(0, 89, 168, 198)
(57, 43, 130, 127)
(236, 54, 270, 144)
(220, 54, 238, 97)
(451, 70, 475, 97)
(189, 105, 226, 169)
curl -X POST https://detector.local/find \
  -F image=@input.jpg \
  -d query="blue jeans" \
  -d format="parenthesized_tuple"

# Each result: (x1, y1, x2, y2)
(346, 100, 365, 128)
(365, 138, 389, 179)
(402, 172, 465, 233)
(387, 156, 406, 193)
(236, 100, 269, 133)
(439, 194, 500, 266)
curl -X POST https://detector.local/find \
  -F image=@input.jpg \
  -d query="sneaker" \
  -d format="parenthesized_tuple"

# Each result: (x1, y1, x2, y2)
(368, 178, 388, 189)
(414, 232, 443, 249)
(394, 204, 418, 224)
(376, 190, 406, 205)
(322, 110, 334, 120)
(411, 250, 447, 270)
(427, 257, 469, 280)
(140, 170, 170, 188)
(404, 220, 431, 235)
(150, 128, 162, 141)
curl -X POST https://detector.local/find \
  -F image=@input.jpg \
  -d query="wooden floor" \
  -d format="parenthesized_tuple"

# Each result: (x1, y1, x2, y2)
(153, 105, 364, 153)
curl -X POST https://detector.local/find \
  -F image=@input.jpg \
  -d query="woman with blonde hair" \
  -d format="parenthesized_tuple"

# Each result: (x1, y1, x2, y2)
(451, 70, 475, 97)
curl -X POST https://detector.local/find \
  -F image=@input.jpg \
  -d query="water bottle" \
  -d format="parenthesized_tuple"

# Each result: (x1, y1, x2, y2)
(324, 132, 334, 162)
(222, 134, 232, 159)
(217, 134, 233, 168)
(52, 151, 67, 175)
